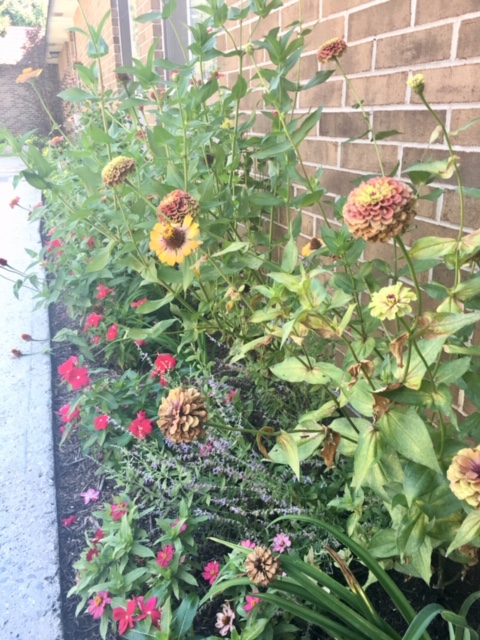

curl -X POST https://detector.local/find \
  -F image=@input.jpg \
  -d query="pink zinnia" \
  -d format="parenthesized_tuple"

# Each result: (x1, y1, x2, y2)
(202, 561, 220, 585)
(243, 594, 261, 616)
(93, 414, 110, 431)
(111, 501, 128, 521)
(57, 403, 80, 423)
(92, 528, 105, 544)
(87, 591, 111, 619)
(240, 539, 256, 549)
(131, 298, 148, 308)
(156, 544, 175, 568)
(215, 602, 235, 636)
(96, 284, 114, 299)
(134, 596, 161, 628)
(80, 488, 100, 504)
(128, 411, 152, 439)
(86, 547, 99, 562)
(9, 196, 20, 209)
(84, 313, 103, 330)
(106, 324, 118, 341)
(272, 532, 291, 553)
(113, 599, 137, 635)
(62, 515, 77, 527)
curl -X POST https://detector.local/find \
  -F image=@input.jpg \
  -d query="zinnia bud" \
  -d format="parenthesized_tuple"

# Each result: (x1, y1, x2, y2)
(343, 176, 416, 243)
(20, 333, 33, 342)
(407, 73, 425, 95)
(11, 349, 23, 358)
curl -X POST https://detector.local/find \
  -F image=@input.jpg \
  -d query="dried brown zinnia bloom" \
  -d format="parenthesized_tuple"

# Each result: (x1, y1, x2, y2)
(317, 37, 348, 64)
(245, 546, 281, 587)
(157, 190, 200, 224)
(447, 446, 480, 508)
(101, 156, 136, 187)
(157, 387, 208, 444)
(343, 177, 416, 243)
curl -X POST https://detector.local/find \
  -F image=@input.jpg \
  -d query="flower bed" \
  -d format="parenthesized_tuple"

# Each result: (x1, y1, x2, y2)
(4, 0, 480, 637)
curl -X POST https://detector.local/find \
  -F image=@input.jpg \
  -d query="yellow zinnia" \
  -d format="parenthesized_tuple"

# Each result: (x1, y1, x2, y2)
(369, 282, 417, 321)
(149, 215, 201, 266)
(16, 67, 43, 84)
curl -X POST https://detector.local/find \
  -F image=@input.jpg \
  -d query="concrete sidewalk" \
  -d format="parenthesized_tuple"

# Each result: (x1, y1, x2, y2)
(0, 157, 63, 639)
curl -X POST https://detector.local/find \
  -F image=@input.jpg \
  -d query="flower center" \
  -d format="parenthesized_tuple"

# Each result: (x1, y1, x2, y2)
(163, 225, 186, 249)
(358, 182, 394, 206)
(94, 596, 102, 606)
(386, 294, 397, 303)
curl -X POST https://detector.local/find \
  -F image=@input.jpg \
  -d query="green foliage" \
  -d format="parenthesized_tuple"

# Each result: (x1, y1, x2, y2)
(0, 0, 46, 27)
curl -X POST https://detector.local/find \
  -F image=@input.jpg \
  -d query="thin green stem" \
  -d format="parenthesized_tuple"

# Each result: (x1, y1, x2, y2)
(395, 235, 422, 318)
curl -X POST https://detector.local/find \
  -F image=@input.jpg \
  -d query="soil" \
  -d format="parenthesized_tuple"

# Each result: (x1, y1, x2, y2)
(48, 300, 480, 640)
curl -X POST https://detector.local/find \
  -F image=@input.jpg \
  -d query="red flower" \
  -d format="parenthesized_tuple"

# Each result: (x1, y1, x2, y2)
(93, 414, 110, 431)
(106, 324, 118, 341)
(46, 238, 63, 254)
(131, 298, 148, 308)
(202, 561, 220, 585)
(58, 356, 90, 390)
(111, 501, 128, 521)
(58, 355, 78, 376)
(96, 284, 114, 299)
(92, 528, 105, 544)
(57, 403, 80, 423)
(156, 544, 175, 568)
(86, 547, 99, 562)
(84, 313, 103, 330)
(128, 411, 152, 439)
(151, 353, 177, 385)
(20, 333, 32, 342)
(0, 258, 8, 266)
(87, 236, 95, 249)
(91, 335, 100, 345)
(9, 196, 20, 209)
(62, 515, 77, 527)
(134, 596, 162, 628)
(113, 599, 137, 635)
(134, 339, 147, 346)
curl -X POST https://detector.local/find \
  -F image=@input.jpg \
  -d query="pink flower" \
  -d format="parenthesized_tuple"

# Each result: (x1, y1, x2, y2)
(62, 515, 77, 527)
(240, 540, 256, 549)
(202, 561, 220, 585)
(156, 544, 175, 568)
(94, 414, 110, 431)
(91, 335, 100, 345)
(272, 532, 291, 553)
(243, 594, 261, 616)
(58, 356, 90, 390)
(224, 389, 238, 404)
(317, 37, 348, 63)
(151, 353, 177, 385)
(84, 313, 103, 330)
(215, 602, 235, 636)
(80, 488, 100, 504)
(57, 403, 80, 423)
(50, 136, 64, 146)
(134, 596, 161, 628)
(131, 298, 148, 308)
(87, 236, 95, 248)
(111, 501, 128, 521)
(46, 238, 63, 254)
(86, 547, 99, 562)
(92, 528, 105, 544)
(199, 441, 213, 457)
(88, 591, 111, 619)
(106, 324, 118, 341)
(58, 355, 77, 375)
(113, 599, 137, 635)
(128, 411, 152, 439)
(170, 518, 187, 533)
(96, 284, 114, 299)
(9, 196, 20, 209)
(134, 339, 147, 346)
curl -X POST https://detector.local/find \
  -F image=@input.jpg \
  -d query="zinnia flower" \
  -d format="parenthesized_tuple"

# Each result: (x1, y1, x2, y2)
(94, 414, 110, 431)
(86, 547, 99, 562)
(369, 282, 417, 321)
(131, 298, 148, 308)
(133, 596, 161, 628)
(157, 387, 208, 444)
(102, 156, 136, 187)
(84, 313, 103, 330)
(9, 196, 20, 209)
(16, 67, 43, 83)
(215, 602, 235, 636)
(202, 560, 220, 585)
(272, 532, 291, 553)
(87, 591, 111, 619)
(151, 353, 177, 385)
(128, 411, 152, 439)
(243, 594, 261, 616)
(96, 284, 114, 299)
(447, 446, 480, 508)
(80, 488, 100, 504)
(57, 403, 80, 423)
(407, 73, 425, 95)
(343, 177, 416, 243)
(58, 356, 90, 389)
(106, 324, 118, 341)
(149, 215, 201, 266)
(157, 189, 200, 224)
(113, 599, 137, 635)
(317, 37, 348, 63)
(240, 539, 256, 549)
(245, 546, 280, 587)
(111, 501, 129, 521)
(62, 515, 77, 527)
(301, 237, 323, 257)
(156, 544, 175, 568)
(92, 528, 105, 544)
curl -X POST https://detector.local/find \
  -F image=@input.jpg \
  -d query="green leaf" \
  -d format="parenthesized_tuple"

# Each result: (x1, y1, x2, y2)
(136, 0, 177, 21)
(252, 139, 293, 160)
(239, 619, 270, 640)
(58, 87, 96, 102)
(374, 129, 402, 140)
(403, 604, 445, 640)
(275, 430, 300, 479)
(435, 358, 471, 386)
(396, 337, 445, 389)
(291, 107, 323, 145)
(447, 511, 480, 556)
(409, 236, 457, 260)
(231, 74, 248, 99)
(281, 235, 298, 273)
(22, 171, 49, 190)
(85, 241, 115, 273)
(397, 510, 427, 557)
(86, 124, 115, 144)
(452, 275, 480, 301)
(136, 295, 174, 314)
(249, 191, 284, 206)
(270, 357, 342, 384)
(212, 241, 249, 257)
(352, 427, 383, 488)
(87, 35, 109, 58)
(172, 593, 199, 637)
(403, 462, 437, 507)
(420, 312, 480, 338)
(378, 406, 441, 473)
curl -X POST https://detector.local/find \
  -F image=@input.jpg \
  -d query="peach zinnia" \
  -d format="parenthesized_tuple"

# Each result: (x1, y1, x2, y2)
(149, 215, 201, 266)
(343, 176, 416, 243)
(157, 189, 200, 224)
(317, 37, 347, 63)
(447, 446, 480, 508)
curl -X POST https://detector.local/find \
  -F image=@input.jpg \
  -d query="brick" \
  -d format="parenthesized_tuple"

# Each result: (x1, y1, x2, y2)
(319, 111, 368, 138)
(376, 24, 452, 69)
(402, 219, 459, 248)
(304, 16, 345, 53)
(318, 167, 360, 196)
(373, 109, 446, 144)
(339, 41, 372, 74)
(346, 71, 408, 106)
(340, 141, 398, 174)
(442, 190, 480, 228)
(416, 0, 479, 25)
(281, 0, 319, 27)
(457, 17, 480, 59)
(323, 0, 371, 18)
(348, 0, 411, 42)
(449, 108, 480, 146)
(300, 78, 344, 108)
(300, 138, 338, 166)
